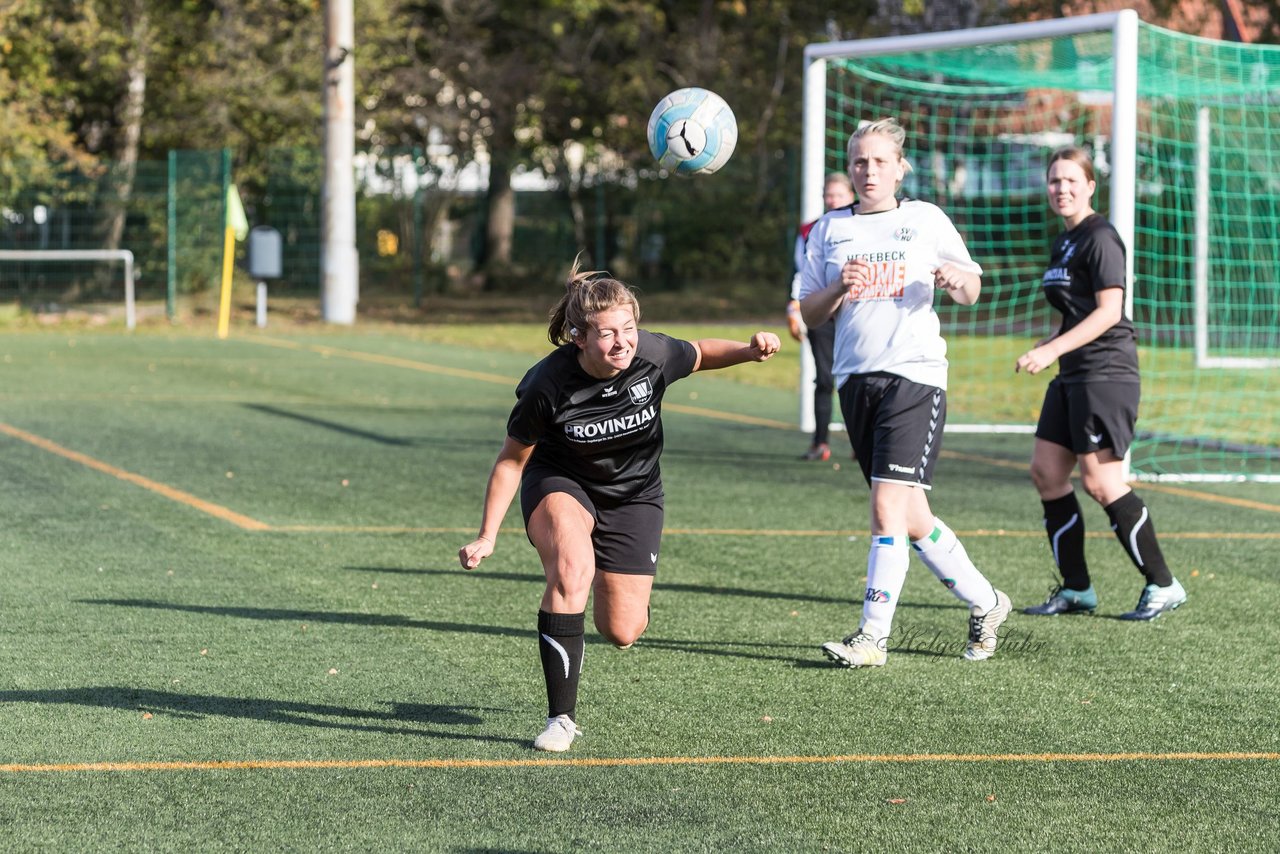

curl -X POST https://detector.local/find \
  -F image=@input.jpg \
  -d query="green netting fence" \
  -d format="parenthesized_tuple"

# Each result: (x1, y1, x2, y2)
(0, 144, 800, 319)
(814, 18, 1279, 481)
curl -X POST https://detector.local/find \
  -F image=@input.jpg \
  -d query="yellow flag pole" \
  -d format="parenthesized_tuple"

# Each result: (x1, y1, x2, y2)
(217, 225, 235, 339)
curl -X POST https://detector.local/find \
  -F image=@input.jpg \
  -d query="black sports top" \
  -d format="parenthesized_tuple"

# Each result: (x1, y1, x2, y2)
(1041, 212, 1140, 383)
(507, 330, 698, 502)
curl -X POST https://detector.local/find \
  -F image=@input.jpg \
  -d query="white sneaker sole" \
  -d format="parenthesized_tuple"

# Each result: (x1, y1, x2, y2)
(820, 641, 887, 668)
(964, 590, 1012, 661)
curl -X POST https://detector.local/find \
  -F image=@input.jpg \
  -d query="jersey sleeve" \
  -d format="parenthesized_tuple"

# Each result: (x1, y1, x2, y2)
(789, 232, 806, 301)
(797, 217, 829, 301)
(933, 206, 983, 276)
(1084, 226, 1127, 292)
(641, 330, 698, 384)
(506, 369, 551, 446)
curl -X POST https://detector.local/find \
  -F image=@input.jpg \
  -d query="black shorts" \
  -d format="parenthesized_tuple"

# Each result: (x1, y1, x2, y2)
(520, 469, 664, 576)
(1036, 378, 1139, 457)
(838, 372, 945, 489)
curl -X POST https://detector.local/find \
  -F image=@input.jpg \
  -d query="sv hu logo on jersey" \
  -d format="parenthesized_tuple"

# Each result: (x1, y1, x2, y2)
(628, 378, 653, 405)
(894, 226, 916, 241)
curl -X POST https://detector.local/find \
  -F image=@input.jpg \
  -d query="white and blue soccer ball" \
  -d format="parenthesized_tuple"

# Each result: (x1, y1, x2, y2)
(646, 87, 738, 175)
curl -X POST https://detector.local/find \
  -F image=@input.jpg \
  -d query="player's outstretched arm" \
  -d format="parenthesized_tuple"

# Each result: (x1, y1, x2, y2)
(691, 333, 781, 372)
(459, 436, 534, 570)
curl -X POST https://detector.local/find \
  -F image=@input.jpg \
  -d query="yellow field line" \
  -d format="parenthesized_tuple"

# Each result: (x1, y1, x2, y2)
(270, 523, 1280, 540)
(1139, 481, 1280, 514)
(0, 422, 270, 531)
(943, 450, 1280, 514)
(664, 402, 793, 429)
(244, 337, 1280, 516)
(252, 335, 515, 385)
(2, 750, 1276, 775)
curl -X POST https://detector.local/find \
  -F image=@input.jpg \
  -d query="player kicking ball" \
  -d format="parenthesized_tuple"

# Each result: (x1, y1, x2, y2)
(798, 117, 1011, 668)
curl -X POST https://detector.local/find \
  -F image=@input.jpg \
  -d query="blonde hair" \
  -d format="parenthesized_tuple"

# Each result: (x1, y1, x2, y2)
(824, 172, 853, 192)
(846, 118, 914, 188)
(547, 259, 641, 345)
(1046, 146, 1095, 183)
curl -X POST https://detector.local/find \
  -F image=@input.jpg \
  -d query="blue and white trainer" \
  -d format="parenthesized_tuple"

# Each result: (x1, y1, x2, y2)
(1023, 584, 1097, 616)
(1119, 578, 1187, 621)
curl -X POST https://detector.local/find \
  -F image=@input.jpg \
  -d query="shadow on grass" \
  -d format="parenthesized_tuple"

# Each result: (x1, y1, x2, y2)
(245, 403, 413, 446)
(242, 403, 498, 449)
(0, 686, 526, 744)
(344, 566, 958, 611)
(78, 598, 532, 638)
(80, 598, 958, 668)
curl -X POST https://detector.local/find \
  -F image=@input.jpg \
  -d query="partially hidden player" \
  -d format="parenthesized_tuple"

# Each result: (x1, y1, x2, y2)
(1016, 146, 1187, 620)
(459, 264, 780, 751)
(799, 117, 1011, 668)
(786, 172, 856, 462)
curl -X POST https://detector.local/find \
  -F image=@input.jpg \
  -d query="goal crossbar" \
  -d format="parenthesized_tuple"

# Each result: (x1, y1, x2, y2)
(802, 11, 1138, 288)
(0, 249, 136, 330)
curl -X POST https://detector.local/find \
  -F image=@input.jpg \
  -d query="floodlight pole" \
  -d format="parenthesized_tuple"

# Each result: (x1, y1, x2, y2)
(322, 0, 358, 324)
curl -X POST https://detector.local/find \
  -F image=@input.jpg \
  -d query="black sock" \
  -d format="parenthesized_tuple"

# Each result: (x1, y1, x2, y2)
(1104, 491, 1174, 587)
(1042, 492, 1090, 590)
(813, 392, 832, 446)
(537, 610, 584, 720)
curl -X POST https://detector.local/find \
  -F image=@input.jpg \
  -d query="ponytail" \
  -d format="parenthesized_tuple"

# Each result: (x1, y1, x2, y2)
(547, 259, 641, 345)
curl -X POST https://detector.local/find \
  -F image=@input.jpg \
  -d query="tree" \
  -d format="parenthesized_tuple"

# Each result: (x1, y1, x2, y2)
(0, 0, 94, 191)
(364, 0, 872, 287)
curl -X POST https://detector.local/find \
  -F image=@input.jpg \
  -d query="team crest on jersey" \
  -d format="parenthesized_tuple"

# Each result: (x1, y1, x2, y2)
(894, 227, 916, 241)
(1061, 240, 1076, 262)
(628, 378, 654, 405)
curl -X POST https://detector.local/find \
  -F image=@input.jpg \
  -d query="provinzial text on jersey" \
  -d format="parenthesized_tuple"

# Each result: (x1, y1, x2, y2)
(1043, 267, 1071, 285)
(565, 404, 657, 441)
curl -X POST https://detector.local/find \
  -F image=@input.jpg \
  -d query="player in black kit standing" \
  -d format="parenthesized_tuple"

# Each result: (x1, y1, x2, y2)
(459, 263, 781, 752)
(1016, 146, 1186, 621)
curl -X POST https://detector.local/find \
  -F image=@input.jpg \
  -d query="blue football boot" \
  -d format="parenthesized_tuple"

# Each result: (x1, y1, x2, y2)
(1119, 578, 1187, 621)
(1023, 584, 1097, 616)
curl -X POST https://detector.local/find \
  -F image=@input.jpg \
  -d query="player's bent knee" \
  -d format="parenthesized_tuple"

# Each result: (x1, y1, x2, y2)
(1029, 464, 1067, 496)
(545, 562, 595, 600)
(597, 616, 648, 649)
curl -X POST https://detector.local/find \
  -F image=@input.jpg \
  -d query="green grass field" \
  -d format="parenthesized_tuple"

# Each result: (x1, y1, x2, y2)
(1, 323, 1278, 851)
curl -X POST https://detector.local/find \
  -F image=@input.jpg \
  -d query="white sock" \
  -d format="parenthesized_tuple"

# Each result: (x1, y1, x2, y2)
(912, 517, 998, 612)
(861, 535, 909, 641)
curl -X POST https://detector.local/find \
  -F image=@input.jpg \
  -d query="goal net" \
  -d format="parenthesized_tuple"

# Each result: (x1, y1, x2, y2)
(801, 12, 1280, 482)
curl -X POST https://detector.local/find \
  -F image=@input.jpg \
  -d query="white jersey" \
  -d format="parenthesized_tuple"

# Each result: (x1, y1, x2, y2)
(797, 199, 981, 390)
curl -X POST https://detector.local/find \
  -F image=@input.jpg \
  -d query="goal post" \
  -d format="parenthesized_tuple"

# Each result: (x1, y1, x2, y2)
(799, 13, 1280, 482)
(0, 249, 137, 330)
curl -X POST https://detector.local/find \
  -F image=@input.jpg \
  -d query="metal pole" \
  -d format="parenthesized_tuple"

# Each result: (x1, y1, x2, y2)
(1193, 106, 1210, 367)
(322, 0, 358, 324)
(801, 54, 827, 224)
(167, 150, 176, 321)
(1111, 10, 1139, 482)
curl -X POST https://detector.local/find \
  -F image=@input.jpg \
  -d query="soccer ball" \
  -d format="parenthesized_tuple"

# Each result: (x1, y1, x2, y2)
(646, 87, 738, 175)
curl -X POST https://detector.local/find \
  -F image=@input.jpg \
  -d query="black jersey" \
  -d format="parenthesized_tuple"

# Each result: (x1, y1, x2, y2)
(1042, 213, 1140, 383)
(507, 330, 698, 503)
